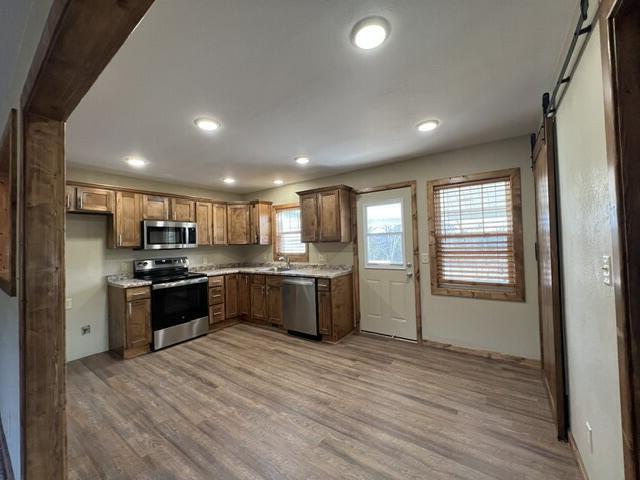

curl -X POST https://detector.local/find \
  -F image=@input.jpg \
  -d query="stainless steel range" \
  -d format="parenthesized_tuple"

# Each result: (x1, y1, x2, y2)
(133, 257, 208, 350)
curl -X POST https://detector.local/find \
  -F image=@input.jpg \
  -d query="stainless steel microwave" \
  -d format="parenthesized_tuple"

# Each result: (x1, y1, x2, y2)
(142, 220, 198, 250)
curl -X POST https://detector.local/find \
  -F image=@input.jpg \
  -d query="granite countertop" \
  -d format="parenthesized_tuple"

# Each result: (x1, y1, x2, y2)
(107, 275, 152, 288)
(193, 266, 352, 279)
(107, 264, 352, 287)
(192, 264, 353, 279)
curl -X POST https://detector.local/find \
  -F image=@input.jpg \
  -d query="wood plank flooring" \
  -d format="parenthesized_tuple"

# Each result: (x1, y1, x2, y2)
(67, 324, 581, 479)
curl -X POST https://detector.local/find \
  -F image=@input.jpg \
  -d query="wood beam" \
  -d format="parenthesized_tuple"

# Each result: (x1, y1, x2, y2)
(21, 113, 66, 479)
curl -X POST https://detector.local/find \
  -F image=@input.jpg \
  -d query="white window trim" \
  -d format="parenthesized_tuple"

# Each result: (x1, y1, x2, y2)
(362, 197, 406, 270)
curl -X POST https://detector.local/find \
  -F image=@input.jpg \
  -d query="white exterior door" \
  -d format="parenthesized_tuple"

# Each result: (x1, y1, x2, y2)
(357, 187, 417, 340)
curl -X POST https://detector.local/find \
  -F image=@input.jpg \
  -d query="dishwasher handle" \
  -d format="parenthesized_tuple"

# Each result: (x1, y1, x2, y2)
(282, 278, 316, 287)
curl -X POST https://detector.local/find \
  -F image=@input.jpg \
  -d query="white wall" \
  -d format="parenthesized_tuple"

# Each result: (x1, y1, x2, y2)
(65, 168, 247, 362)
(555, 24, 624, 480)
(246, 136, 541, 359)
(0, 1, 54, 478)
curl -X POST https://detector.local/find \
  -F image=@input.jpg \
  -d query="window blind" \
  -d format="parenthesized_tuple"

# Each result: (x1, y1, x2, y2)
(433, 176, 517, 291)
(275, 207, 306, 256)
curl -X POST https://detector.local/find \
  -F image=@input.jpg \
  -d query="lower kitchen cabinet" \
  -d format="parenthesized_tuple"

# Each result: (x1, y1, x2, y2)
(317, 274, 354, 342)
(224, 274, 239, 319)
(250, 275, 266, 322)
(266, 276, 283, 326)
(238, 273, 251, 316)
(208, 276, 226, 328)
(108, 285, 152, 359)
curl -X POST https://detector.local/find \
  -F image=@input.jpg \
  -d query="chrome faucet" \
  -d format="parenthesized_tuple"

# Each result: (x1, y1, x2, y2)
(278, 256, 291, 270)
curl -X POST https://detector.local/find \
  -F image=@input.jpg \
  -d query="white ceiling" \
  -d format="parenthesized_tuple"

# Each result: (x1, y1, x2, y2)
(67, 0, 576, 193)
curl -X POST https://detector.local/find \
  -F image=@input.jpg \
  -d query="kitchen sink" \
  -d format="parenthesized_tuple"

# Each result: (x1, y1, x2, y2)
(257, 266, 291, 273)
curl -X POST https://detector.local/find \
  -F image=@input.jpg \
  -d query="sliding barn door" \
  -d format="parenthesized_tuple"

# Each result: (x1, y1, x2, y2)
(532, 116, 567, 440)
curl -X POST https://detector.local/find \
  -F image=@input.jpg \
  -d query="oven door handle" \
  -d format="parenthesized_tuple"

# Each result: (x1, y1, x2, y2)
(152, 277, 208, 290)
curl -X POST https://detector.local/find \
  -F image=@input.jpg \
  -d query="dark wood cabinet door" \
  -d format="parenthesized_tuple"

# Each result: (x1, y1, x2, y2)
(239, 274, 251, 316)
(142, 194, 170, 220)
(196, 202, 212, 246)
(212, 203, 228, 245)
(65, 185, 77, 211)
(225, 274, 239, 318)
(251, 202, 272, 245)
(318, 289, 332, 336)
(227, 204, 251, 244)
(250, 283, 266, 322)
(114, 191, 142, 248)
(266, 276, 282, 325)
(126, 298, 151, 350)
(318, 190, 341, 242)
(300, 193, 318, 242)
(171, 197, 195, 222)
(76, 186, 114, 213)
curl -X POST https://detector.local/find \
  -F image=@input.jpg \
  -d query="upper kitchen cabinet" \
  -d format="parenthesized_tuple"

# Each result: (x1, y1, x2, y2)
(250, 200, 272, 245)
(196, 201, 212, 245)
(227, 201, 272, 245)
(227, 203, 251, 245)
(142, 194, 170, 220)
(110, 191, 142, 248)
(170, 197, 196, 222)
(297, 185, 353, 243)
(67, 185, 114, 213)
(212, 203, 228, 245)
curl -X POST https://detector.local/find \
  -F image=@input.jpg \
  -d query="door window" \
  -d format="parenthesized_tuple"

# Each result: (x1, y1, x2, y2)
(364, 201, 405, 268)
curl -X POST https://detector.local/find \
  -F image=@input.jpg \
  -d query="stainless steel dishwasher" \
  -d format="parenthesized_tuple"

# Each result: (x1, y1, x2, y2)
(282, 277, 319, 339)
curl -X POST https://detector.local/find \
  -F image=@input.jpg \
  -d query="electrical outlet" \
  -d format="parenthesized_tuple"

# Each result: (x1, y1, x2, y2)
(81, 325, 91, 335)
(586, 421, 593, 453)
(65, 298, 73, 310)
(421, 253, 429, 264)
(202, 256, 208, 266)
(120, 262, 129, 273)
(601, 255, 611, 286)
(317, 254, 328, 263)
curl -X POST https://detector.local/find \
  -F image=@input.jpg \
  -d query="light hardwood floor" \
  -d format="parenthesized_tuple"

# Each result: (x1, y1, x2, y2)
(67, 324, 581, 479)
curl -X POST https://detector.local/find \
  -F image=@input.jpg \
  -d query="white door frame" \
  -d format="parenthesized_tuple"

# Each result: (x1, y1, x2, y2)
(353, 181, 422, 343)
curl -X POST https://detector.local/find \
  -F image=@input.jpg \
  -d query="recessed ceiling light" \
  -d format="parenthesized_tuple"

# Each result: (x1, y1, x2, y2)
(295, 156, 310, 165)
(351, 16, 390, 50)
(194, 117, 221, 132)
(124, 156, 146, 168)
(273, 179, 284, 185)
(416, 120, 440, 132)
(222, 177, 236, 184)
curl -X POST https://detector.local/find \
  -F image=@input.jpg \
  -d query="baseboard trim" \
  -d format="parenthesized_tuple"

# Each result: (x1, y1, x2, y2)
(422, 339, 541, 369)
(0, 414, 14, 480)
(568, 430, 589, 480)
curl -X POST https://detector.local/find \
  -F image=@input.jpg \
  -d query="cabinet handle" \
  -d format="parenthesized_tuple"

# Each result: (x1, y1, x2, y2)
(78, 195, 83, 209)
(66, 195, 70, 209)
(119, 233, 122, 246)
(128, 303, 132, 316)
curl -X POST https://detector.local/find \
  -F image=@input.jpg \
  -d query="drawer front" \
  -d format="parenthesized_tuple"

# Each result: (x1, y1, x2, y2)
(317, 279, 331, 291)
(266, 275, 282, 286)
(209, 285, 225, 305)
(209, 303, 225, 325)
(126, 286, 151, 301)
(208, 276, 224, 287)
(251, 274, 266, 285)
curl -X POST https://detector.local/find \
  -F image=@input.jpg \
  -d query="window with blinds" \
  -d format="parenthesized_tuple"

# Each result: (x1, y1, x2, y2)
(274, 205, 308, 261)
(427, 168, 524, 301)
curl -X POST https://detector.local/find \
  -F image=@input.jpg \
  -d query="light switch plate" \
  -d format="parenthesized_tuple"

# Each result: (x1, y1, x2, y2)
(65, 298, 73, 310)
(120, 262, 129, 273)
(421, 253, 429, 264)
